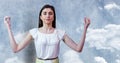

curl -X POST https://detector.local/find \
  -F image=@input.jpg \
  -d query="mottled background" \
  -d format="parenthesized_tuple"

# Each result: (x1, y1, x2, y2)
(0, 0, 120, 63)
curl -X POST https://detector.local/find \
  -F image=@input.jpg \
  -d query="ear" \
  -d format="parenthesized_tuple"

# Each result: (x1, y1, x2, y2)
(40, 16, 42, 20)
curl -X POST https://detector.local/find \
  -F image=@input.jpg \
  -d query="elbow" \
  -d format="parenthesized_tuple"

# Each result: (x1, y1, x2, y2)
(13, 50, 18, 53)
(13, 48, 19, 53)
(76, 50, 82, 53)
(76, 48, 83, 53)
(13, 51, 17, 53)
(11, 45, 20, 53)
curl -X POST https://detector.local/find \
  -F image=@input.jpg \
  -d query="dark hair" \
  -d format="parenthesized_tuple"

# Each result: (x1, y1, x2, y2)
(38, 4, 56, 28)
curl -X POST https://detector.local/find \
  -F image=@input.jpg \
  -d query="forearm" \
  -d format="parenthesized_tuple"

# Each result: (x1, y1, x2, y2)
(7, 27, 18, 52)
(63, 17, 90, 52)
(63, 27, 88, 52)
(77, 27, 87, 52)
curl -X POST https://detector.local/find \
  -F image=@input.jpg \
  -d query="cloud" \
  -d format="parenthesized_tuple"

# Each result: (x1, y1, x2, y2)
(104, 3, 120, 10)
(85, 24, 120, 52)
(116, 59, 120, 63)
(5, 56, 25, 63)
(62, 50, 83, 63)
(94, 56, 107, 63)
(14, 32, 27, 43)
(2, 32, 34, 63)
(0, 44, 5, 51)
(0, 45, 6, 61)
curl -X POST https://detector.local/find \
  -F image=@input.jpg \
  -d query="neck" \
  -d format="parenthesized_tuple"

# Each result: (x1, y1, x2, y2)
(41, 24, 54, 33)
(43, 24, 53, 29)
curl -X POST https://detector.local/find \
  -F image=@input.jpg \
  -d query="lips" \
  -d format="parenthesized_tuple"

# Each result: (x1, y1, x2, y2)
(46, 19, 51, 21)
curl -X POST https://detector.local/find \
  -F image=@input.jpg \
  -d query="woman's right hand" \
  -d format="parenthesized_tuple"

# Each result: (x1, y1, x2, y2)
(4, 16, 11, 29)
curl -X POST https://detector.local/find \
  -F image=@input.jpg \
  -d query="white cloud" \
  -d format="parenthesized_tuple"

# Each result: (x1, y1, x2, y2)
(85, 24, 120, 52)
(14, 32, 28, 43)
(104, 3, 120, 10)
(116, 59, 120, 63)
(0, 44, 4, 51)
(5, 56, 25, 63)
(76, 27, 83, 33)
(62, 50, 83, 63)
(98, 7, 103, 10)
(94, 56, 107, 63)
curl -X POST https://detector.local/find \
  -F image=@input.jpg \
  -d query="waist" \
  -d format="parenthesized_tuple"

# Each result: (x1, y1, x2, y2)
(38, 57, 58, 60)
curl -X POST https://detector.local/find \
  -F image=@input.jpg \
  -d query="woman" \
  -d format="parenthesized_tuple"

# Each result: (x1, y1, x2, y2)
(4, 4, 90, 63)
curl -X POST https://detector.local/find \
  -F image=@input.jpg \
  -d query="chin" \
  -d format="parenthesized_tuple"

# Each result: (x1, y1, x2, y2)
(45, 20, 53, 23)
(45, 22, 51, 24)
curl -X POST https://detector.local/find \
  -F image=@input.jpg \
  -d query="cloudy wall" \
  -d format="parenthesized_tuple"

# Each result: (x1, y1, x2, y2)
(0, 0, 120, 63)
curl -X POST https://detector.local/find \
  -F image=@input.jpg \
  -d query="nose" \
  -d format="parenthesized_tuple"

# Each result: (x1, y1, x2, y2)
(46, 14, 50, 18)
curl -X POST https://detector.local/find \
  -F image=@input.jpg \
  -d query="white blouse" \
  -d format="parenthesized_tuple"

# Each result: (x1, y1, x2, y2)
(29, 28, 65, 59)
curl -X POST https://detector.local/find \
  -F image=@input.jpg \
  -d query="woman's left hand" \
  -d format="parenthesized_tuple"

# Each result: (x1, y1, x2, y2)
(84, 17, 91, 29)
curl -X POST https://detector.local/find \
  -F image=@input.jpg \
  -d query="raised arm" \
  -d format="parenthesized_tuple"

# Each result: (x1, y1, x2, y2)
(4, 16, 33, 53)
(63, 17, 90, 52)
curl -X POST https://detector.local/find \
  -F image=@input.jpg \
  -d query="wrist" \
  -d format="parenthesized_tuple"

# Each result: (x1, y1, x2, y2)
(7, 26, 12, 31)
(84, 26, 88, 30)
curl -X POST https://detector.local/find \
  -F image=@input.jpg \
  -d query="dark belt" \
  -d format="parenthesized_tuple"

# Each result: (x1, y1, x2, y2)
(38, 57, 58, 60)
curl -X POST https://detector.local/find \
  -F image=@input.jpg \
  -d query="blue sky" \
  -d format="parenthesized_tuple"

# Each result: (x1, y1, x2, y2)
(0, 0, 120, 63)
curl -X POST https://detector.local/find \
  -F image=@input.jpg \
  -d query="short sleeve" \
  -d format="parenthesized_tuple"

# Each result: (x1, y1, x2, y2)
(57, 29, 65, 40)
(29, 28, 38, 39)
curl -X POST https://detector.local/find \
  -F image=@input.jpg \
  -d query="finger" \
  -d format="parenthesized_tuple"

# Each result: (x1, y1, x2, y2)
(88, 18, 90, 23)
(84, 17, 87, 23)
(86, 18, 89, 24)
(4, 16, 7, 21)
(4, 16, 10, 21)
(86, 18, 90, 22)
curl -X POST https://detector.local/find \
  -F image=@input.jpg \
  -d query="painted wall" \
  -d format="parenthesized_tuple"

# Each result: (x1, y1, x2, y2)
(0, 0, 120, 63)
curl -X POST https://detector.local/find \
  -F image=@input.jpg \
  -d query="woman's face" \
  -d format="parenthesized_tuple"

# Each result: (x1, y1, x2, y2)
(40, 8, 54, 25)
